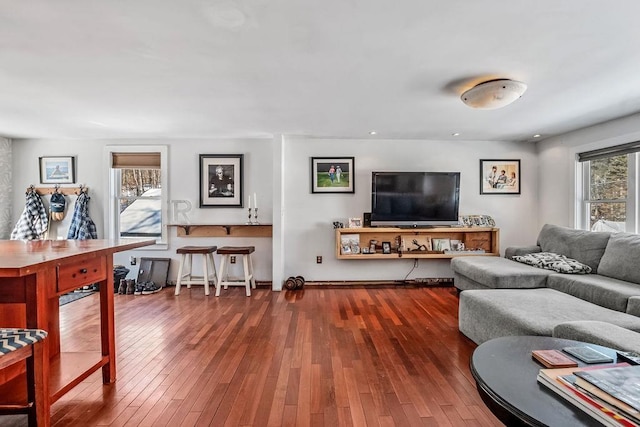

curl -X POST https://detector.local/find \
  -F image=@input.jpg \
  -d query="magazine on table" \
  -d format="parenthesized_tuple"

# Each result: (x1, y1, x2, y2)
(537, 363, 638, 427)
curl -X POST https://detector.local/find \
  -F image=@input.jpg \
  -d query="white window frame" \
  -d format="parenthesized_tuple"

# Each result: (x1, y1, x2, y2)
(105, 145, 168, 249)
(577, 152, 639, 233)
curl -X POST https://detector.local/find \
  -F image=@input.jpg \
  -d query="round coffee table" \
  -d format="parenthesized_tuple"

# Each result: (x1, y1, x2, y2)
(471, 336, 619, 426)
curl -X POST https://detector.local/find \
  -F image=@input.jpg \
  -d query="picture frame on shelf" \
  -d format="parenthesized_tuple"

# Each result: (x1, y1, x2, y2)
(39, 156, 75, 184)
(199, 154, 243, 208)
(432, 238, 451, 252)
(382, 241, 392, 254)
(348, 217, 362, 228)
(311, 157, 355, 193)
(480, 159, 521, 195)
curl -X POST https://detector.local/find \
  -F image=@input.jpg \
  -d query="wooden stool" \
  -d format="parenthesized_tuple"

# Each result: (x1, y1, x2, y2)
(175, 246, 218, 296)
(216, 246, 256, 297)
(0, 328, 49, 427)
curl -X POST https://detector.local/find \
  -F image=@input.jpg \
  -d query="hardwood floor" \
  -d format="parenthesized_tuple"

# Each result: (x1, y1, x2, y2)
(5, 286, 500, 426)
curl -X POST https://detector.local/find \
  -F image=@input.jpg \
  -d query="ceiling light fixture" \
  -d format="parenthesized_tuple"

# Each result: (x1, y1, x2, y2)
(452, 132, 460, 136)
(369, 131, 377, 135)
(461, 79, 527, 110)
(533, 134, 541, 138)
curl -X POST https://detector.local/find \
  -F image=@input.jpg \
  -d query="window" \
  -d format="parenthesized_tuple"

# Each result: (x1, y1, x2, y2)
(578, 142, 639, 233)
(106, 146, 168, 248)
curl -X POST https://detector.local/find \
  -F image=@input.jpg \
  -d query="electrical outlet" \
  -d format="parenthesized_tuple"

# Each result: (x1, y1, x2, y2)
(230, 256, 236, 264)
(316, 256, 322, 264)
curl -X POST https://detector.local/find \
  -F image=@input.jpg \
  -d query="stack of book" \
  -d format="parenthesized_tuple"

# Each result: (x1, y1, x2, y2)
(536, 357, 640, 426)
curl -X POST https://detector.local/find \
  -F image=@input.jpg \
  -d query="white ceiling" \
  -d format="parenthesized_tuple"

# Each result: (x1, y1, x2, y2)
(2, 1, 640, 142)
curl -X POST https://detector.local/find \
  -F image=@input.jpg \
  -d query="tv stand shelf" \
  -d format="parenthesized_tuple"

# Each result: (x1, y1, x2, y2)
(335, 227, 499, 259)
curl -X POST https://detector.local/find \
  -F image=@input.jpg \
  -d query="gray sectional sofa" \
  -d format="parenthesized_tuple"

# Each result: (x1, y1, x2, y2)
(451, 224, 640, 353)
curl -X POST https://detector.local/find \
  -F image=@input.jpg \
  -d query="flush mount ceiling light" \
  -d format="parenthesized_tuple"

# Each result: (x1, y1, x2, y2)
(461, 79, 527, 110)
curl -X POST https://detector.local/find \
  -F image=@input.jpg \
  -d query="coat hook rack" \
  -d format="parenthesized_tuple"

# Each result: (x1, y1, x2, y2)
(28, 185, 89, 196)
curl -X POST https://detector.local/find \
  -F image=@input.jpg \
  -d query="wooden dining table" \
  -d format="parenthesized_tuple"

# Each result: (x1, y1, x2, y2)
(0, 238, 155, 419)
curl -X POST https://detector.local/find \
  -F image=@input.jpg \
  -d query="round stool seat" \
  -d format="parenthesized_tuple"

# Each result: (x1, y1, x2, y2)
(177, 245, 217, 254)
(216, 246, 255, 255)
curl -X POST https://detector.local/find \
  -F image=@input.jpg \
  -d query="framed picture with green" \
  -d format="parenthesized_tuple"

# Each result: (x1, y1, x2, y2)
(311, 157, 355, 193)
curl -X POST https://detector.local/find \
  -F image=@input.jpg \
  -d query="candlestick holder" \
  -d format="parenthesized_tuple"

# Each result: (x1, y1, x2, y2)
(252, 208, 259, 225)
(246, 207, 253, 225)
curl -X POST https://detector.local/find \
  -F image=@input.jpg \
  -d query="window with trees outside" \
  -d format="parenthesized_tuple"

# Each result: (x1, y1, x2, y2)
(578, 142, 639, 234)
(106, 146, 168, 248)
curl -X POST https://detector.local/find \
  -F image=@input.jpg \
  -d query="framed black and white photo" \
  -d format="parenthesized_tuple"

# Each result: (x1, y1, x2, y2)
(480, 159, 521, 194)
(311, 157, 354, 193)
(39, 156, 75, 184)
(199, 154, 243, 207)
(382, 241, 392, 254)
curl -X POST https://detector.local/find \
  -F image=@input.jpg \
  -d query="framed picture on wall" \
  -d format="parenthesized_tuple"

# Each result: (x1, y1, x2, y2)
(39, 156, 75, 184)
(311, 157, 355, 193)
(199, 154, 243, 207)
(480, 159, 521, 195)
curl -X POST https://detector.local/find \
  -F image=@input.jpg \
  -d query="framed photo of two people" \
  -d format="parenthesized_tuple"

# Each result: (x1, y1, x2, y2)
(480, 159, 521, 195)
(311, 157, 355, 194)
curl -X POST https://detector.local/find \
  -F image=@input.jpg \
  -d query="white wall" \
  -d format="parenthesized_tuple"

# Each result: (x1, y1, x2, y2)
(11, 138, 274, 283)
(11, 136, 540, 285)
(282, 137, 540, 281)
(0, 138, 12, 239)
(538, 112, 640, 227)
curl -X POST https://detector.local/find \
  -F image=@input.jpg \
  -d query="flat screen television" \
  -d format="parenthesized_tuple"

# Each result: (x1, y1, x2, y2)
(370, 171, 460, 227)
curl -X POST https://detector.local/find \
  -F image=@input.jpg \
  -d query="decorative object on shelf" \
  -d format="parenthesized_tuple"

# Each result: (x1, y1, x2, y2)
(39, 156, 75, 184)
(169, 200, 192, 224)
(460, 79, 527, 110)
(459, 214, 496, 227)
(480, 159, 521, 194)
(432, 238, 452, 252)
(199, 154, 243, 207)
(340, 233, 360, 254)
(382, 241, 391, 254)
(405, 236, 432, 252)
(311, 157, 354, 193)
(348, 217, 362, 228)
(332, 221, 344, 229)
(369, 239, 377, 253)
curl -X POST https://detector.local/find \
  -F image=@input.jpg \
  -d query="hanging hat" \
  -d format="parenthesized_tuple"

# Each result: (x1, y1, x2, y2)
(50, 192, 66, 221)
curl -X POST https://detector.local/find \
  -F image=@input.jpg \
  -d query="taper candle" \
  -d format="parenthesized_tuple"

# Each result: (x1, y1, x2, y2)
(248, 196, 251, 209)
(254, 192, 257, 209)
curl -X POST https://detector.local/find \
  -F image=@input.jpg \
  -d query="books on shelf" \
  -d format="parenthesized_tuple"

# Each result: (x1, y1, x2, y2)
(537, 363, 639, 427)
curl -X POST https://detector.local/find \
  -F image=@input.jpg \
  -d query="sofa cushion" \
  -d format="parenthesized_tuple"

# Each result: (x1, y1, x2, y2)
(512, 252, 592, 274)
(627, 297, 640, 317)
(451, 256, 552, 290)
(553, 321, 640, 353)
(504, 245, 541, 259)
(546, 273, 640, 312)
(537, 224, 611, 271)
(598, 232, 640, 285)
(458, 288, 640, 345)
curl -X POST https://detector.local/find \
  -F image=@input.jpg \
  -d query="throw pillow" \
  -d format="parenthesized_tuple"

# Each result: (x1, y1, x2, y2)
(512, 252, 592, 274)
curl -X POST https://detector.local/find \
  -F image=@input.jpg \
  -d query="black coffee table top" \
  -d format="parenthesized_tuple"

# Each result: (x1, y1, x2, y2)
(471, 336, 620, 427)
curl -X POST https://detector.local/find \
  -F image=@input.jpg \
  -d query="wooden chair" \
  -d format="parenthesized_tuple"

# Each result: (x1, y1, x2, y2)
(216, 246, 256, 297)
(0, 328, 49, 427)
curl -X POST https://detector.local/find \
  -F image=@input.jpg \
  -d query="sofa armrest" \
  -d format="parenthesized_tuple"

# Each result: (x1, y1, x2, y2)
(504, 245, 541, 259)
